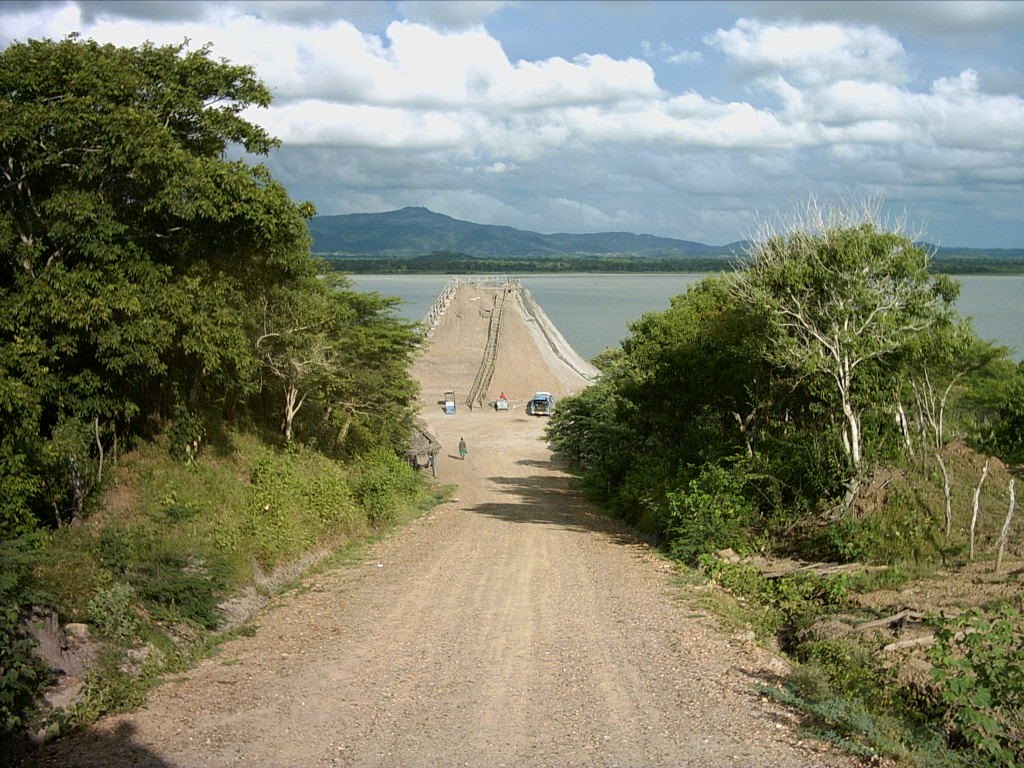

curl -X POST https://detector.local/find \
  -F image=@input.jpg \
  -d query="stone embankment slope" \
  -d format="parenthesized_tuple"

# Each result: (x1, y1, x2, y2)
(39, 283, 856, 767)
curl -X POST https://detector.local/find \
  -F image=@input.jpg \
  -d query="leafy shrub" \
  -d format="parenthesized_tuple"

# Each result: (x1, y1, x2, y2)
(168, 404, 205, 463)
(929, 606, 1024, 766)
(825, 493, 943, 565)
(134, 562, 222, 629)
(797, 639, 894, 710)
(666, 464, 758, 564)
(86, 584, 143, 643)
(0, 446, 41, 539)
(351, 448, 419, 526)
(770, 673, 909, 761)
(700, 557, 852, 636)
(92, 524, 224, 629)
(988, 364, 1024, 463)
(245, 444, 381, 566)
(160, 494, 202, 523)
(94, 523, 136, 577)
(0, 539, 50, 735)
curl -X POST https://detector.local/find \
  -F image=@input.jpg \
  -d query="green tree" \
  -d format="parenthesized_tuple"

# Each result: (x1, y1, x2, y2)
(0, 36, 315, 531)
(254, 274, 419, 449)
(985, 361, 1024, 463)
(729, 200, 958, 473)
(316, 285, 420, 455)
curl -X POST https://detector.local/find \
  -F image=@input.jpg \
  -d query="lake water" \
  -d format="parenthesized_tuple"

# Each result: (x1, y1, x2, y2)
(348, 273, 1023, 362)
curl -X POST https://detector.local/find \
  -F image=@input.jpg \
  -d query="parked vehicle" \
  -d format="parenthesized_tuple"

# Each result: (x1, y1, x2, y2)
(526, 391, 554, 416)
(444, 389, 456, 415)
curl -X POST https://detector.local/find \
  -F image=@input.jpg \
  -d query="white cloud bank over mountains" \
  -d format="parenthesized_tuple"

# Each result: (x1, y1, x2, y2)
(2, 1, 1022, 246)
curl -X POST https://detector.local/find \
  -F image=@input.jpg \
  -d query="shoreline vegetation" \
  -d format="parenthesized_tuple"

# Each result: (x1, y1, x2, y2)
(319, 250, 1024, 275)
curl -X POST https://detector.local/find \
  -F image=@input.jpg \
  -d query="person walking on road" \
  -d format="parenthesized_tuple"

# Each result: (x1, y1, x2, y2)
(458, 437, 467, 460)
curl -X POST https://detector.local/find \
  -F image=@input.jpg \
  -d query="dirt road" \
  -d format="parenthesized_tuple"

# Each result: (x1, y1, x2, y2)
(40, 282, 856, 767)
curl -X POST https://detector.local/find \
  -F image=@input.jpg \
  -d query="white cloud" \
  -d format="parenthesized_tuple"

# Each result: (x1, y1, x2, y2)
(667, 50, 703, 65)
(396, 0, 509, 31)
(743, 1, 1024, 39)
(251, 101, 470, 149)
(707, 18, 908, 85)
(641, 40, 703, 65)
(1, 2, 1021, 246)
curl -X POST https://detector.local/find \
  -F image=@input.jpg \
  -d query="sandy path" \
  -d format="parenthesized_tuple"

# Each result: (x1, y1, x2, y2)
(38, 283, 856, 767)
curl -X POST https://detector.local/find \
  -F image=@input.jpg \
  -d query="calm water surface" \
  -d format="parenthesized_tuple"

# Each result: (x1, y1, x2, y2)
(349, 273, 1023, 362)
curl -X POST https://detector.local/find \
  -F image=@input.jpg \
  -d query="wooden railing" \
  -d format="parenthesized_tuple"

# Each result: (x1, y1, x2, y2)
(465, 283, 514, 409)
(420, 278, 460, 337)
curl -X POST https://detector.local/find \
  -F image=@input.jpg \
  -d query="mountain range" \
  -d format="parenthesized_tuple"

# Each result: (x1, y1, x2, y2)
(307, 207, 1024, 269)
(308, 207, 740, 258)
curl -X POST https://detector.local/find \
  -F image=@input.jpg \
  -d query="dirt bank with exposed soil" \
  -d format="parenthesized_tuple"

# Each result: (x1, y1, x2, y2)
(38, 283, 858, 767)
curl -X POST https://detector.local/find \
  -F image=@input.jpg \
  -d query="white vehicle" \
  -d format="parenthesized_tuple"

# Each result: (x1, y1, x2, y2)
(526, 391, 554, 416)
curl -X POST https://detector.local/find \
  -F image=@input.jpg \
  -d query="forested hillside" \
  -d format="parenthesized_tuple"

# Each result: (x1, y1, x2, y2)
(0, 37, 425, 757)
(309, 206, 734, 258)
(309, 207, 1024, 273)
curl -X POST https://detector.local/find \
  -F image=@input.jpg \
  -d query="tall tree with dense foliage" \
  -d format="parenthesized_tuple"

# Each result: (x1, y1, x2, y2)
(1, 36, 315, 531)
(1, 36, 421, 536)
(2, 35, 423, 739)
(728, 200, 959, 472)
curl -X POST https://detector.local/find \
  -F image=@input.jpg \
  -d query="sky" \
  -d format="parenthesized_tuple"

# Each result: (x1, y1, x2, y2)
(3, 1, 1023, 247)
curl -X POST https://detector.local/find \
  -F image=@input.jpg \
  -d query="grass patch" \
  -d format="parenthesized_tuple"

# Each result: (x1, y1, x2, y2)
(15, 429, 445, 741)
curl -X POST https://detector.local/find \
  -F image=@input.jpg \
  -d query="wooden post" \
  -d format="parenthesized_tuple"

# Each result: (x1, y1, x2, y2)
(995, 479, 1016, 573)
(969, 458, 990, 562)
(935, 453, 952, 536)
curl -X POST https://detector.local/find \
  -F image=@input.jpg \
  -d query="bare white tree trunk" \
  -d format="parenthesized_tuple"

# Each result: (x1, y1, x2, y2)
(995, 479, 1016, 573)
(840, 394, 861, 468)
(282, 384, 306, 444)
(732, 410, 757, 458)
(969, 458, 990, 562)
(94, 415, 104, 484)
(935, 453, 952, 536)
(896, 401, 914, 458)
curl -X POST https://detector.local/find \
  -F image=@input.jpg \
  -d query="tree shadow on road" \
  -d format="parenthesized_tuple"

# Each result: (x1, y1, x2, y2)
(470, 458, 639, 545)
(19, 721, 177, 768)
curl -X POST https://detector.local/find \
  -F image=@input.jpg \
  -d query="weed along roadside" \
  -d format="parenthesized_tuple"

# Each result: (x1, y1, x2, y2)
(4, 432, 443, 762)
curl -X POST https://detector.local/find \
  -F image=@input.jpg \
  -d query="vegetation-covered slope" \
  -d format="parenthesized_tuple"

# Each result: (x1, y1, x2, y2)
(546, 200, 1024, 766)
(0, 37, 425, 756)
(309, 207, 1024, 273)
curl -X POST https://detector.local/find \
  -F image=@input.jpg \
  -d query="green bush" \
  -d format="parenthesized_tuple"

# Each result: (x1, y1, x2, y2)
(351, 448, 419, 526)
(798, 639, 894, 710)
(700, 557, 852, 636)
(86, 584, 143, 643)
(988, 364, 1024, 463)
(0, 539, 50, 735)
(168, 404, 206, 464)
(930, 606, 1024, 766)
(92, 524, 224, 629)
(666, 464, 758, 564)
(825, 493, 944, 565)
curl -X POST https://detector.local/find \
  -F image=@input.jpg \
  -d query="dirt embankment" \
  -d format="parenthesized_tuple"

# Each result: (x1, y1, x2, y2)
(39, 283, 858, 768)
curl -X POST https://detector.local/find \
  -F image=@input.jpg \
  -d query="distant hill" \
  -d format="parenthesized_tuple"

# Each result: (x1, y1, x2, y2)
(308, 207, 1024, 273)
(308, 207, 738, 259)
